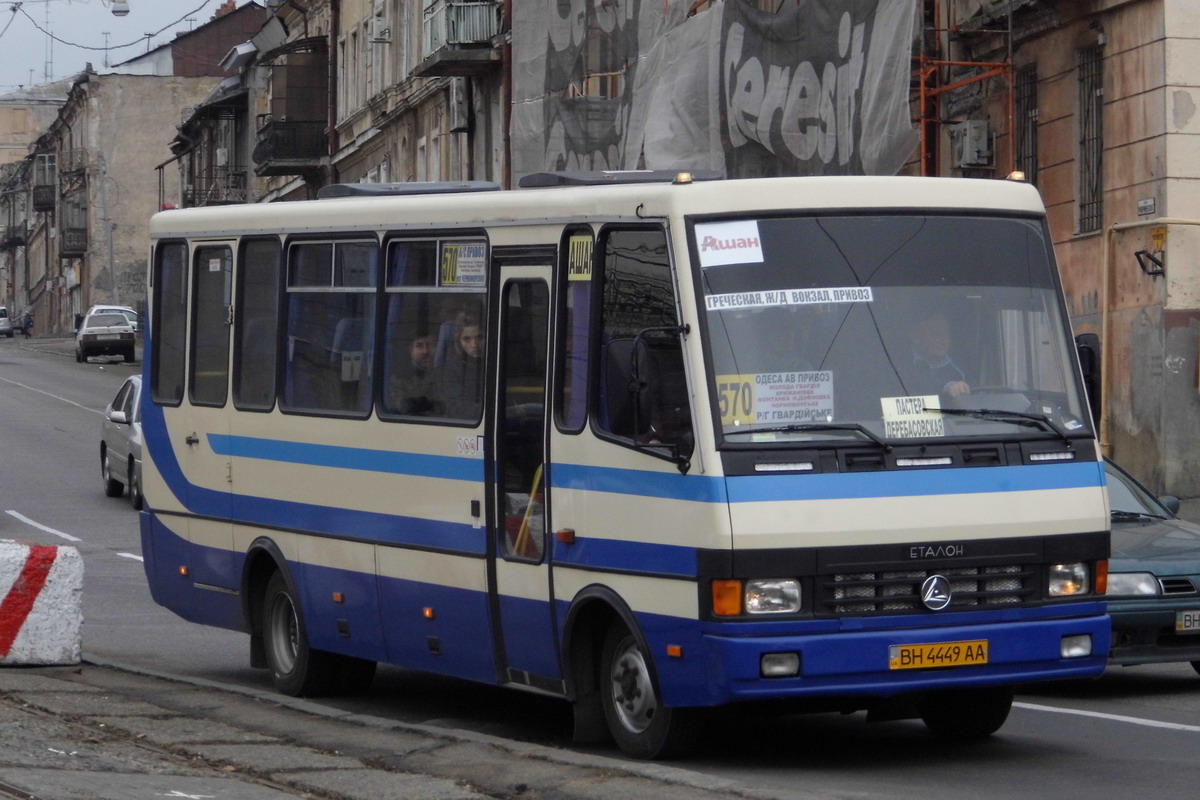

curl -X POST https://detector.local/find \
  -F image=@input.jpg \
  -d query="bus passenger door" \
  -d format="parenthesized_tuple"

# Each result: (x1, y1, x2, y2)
(183, 243, 235, 588)
(490, 268, 560, 688)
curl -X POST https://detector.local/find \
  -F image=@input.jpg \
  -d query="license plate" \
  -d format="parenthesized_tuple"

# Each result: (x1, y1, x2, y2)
(1176, 610, 1200, 633)
(98, 334, 121, 340)
(888, 640, 989, 670)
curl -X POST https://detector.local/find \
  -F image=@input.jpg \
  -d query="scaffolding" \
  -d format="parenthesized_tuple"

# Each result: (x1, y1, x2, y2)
(915, 0, 1016, 176)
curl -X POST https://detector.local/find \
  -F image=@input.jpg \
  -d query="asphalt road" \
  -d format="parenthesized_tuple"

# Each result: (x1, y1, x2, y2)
(3, 335, 1199, 800)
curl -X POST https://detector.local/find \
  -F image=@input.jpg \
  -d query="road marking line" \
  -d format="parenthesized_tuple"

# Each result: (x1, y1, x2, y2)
(118, 552, 144, 562)
(5, 511, 82, 542)
(1016, 701, 1200, 732)
(0, 376, 103, 415)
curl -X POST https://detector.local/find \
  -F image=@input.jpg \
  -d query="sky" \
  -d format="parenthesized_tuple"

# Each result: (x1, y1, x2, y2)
(0, 0, 250, 94)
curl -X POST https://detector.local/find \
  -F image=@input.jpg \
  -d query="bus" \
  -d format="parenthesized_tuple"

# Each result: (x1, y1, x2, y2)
(140, 171, 1110, 759)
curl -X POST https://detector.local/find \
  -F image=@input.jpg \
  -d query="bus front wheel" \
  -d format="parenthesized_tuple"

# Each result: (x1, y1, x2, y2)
(919, 686, 1014, 740)
(263, 571, 335, 696)
(599, 622, 698, 759)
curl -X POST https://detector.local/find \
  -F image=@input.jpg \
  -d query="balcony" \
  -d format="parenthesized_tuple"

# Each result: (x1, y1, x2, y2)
(32, 184, 55, 211)
(1, 223, 26, 248)
(252, 117, 326, 177)
(186, 167, 248, 206)
(60, 227, 87, 254)
(414, 1, 501, 78)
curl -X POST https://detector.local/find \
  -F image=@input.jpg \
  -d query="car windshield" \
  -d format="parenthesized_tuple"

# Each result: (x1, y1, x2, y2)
(1106, 461, 1170, 518)
(696, 213, 1092, 445)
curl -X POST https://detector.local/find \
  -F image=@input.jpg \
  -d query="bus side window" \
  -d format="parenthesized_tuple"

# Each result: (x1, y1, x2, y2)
(151, 240, 188, 405)
(594, 228, 691, 453)
(234, 238, 282, 411)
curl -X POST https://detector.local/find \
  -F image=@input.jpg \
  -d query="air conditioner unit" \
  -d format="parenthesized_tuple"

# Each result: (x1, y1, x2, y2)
(370, 17, 392, 43)
(215, 147, 228, 167)
(950, 120, 992, 168)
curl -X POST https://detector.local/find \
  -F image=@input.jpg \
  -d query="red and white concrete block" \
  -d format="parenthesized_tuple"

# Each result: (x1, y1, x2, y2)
(0, 541, 83, 665)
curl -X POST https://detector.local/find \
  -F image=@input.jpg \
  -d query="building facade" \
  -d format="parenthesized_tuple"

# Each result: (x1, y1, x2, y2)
(929, 0, 1200, 494)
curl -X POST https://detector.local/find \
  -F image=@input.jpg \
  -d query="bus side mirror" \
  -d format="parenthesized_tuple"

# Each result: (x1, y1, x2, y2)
(603, 336, 694, 471)
(1075, 332, 1101, 429)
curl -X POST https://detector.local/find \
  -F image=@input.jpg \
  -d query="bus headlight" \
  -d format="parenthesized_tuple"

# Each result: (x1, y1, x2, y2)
(1049, 562, 1090, 596)
(745, 579, 802, 614)
(1105, 572, 1160, 596)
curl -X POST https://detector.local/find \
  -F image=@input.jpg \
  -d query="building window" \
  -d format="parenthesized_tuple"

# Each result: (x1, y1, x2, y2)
(1077, 45, 1103, 233)
(1015, 66, 1038, 186)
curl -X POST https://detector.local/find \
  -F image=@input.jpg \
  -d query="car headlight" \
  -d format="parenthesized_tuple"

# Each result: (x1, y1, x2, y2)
(744, 579, 802, 614)
(1049, 562, 1090, 596)
(1105, 572, 1161, 596)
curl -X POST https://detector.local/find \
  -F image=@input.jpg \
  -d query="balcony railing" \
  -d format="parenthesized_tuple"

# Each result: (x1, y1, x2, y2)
(61, 226, 87, 254)
(1, 223, 26, 248)
(186, 167, 248, 206)
(416, 1, 501, 77)
(252, 117, 326, 177)
(32, 184, 55, 211)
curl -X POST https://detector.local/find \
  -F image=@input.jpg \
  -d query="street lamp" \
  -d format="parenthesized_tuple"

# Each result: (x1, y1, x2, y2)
(111, 1, 130, 16)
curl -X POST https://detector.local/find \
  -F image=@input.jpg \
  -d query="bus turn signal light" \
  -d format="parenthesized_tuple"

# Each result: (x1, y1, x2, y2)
(712, 580, 742, 616)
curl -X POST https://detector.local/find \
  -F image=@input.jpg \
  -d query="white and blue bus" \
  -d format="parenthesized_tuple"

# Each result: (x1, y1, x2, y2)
(140, 171, 1110, 759)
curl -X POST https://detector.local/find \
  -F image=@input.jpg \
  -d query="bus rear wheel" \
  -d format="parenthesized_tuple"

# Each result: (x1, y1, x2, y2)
(263, 571, 336, 696)
(599, 622, 698, 759)
(261, 571, 376, 696)
(919, 686, 1014, 740)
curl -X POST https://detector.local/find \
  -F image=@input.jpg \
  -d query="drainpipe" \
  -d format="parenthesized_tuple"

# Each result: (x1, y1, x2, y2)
(328, 0, 341, 186)
(502, 0, 512, 188)
(1099, 217, 1200, 456)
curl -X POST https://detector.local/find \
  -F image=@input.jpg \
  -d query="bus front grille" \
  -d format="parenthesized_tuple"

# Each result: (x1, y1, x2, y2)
(820, 565, 1033, 615)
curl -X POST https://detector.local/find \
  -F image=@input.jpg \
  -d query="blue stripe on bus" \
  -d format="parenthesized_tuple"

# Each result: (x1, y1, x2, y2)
(208, 434, 484, 482)
(549, 462, 729, 503)
(549, 460, 1103, 503)
(551, 536, 697, 576)
(724, 460, 1104, 503)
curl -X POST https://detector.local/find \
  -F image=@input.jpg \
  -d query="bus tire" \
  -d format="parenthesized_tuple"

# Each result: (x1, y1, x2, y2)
(919, 686, 1014, 740)
(599, 622, 698, 759)
(263, 571, 336, 696)
(102, 450, 124, 497)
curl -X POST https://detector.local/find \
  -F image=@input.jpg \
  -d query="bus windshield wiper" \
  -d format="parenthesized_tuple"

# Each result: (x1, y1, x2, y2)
(923, 406, 1071, 444)
(728, 422, 892, 451)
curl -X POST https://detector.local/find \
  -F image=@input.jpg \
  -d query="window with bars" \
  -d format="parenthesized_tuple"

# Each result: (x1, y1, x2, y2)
(1015, 66, 1038, 186)
(1077, 45, 1103, 233)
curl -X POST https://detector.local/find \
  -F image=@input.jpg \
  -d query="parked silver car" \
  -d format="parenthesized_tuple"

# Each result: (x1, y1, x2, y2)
(76, 312, 136, 363)
(0, 306, 12, 338)
(101, 375, 143, 509)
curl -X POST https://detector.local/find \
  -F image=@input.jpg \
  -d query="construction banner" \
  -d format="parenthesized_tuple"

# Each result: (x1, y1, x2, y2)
(510, 0, 918, 180)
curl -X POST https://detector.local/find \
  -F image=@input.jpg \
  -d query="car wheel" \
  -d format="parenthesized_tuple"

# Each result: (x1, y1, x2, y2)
(123, 349, 135, 363)
(920, 686, 1014, 740)
(599, 621, 699, 759)
(102, 450, 124, 498)
(263, 571, 338, 696)
(75, 348, 84, 363)
(128, 462, 143, 510)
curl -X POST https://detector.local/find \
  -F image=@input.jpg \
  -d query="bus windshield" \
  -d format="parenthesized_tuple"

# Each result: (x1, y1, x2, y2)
(696, 213, 1092, 444)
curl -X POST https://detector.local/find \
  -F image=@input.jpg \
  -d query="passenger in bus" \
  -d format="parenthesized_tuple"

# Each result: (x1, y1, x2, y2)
(440, 314, 485, 419)
(388, 331, 443, 416)
(907, 311, 971, 397)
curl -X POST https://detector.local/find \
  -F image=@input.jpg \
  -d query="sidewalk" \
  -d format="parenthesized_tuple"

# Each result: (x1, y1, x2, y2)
(0, 662, 824, 800)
